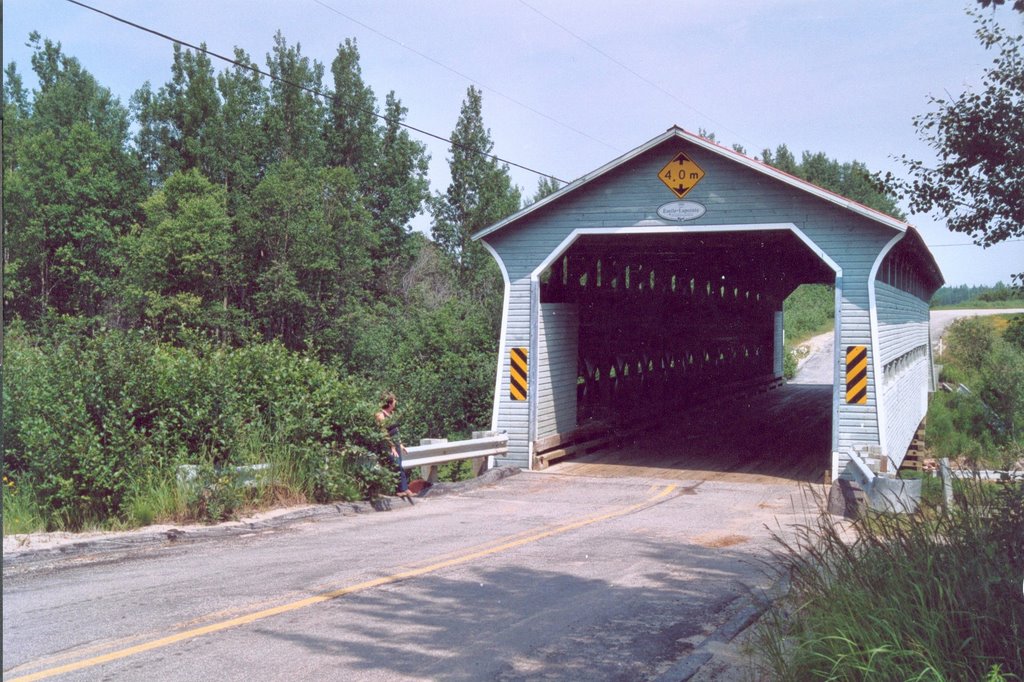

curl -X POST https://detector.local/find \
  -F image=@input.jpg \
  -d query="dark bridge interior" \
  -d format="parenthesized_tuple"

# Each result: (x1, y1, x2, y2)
(539, 230, 835, 424)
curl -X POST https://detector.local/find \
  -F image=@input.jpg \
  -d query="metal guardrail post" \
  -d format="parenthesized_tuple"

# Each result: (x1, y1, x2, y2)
(417, 439, 448, 482)
(940, 457, 953, 508)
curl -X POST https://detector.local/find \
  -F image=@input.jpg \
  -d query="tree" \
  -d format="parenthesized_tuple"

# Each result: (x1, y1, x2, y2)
(324, 38, 378, 175)
(323, 41, 430, 282)
(263, 32, 326, 167)
(119, 169, 240, 339)
(237, 161, 375, 351)
(3, 35, 144, 323)
(761, 143, 798, 175)
(761, 145, 904, 218)
(890, 12, 1023, 269)
(130, 44, 221, 185)
(529, 175, 562, 204)
(431, 86, 521, 285)
(367, 92, 430, 266)
(215, 47, 270, 211)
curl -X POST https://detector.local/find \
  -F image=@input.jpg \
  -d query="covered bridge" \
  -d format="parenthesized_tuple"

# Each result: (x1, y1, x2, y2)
(473, 127, 943, 483)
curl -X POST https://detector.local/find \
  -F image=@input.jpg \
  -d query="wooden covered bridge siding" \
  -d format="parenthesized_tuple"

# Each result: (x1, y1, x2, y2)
(475, 128, 942, 474)
(874, 237, 938, 470)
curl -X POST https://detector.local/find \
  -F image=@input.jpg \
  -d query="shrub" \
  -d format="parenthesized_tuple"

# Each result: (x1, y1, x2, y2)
(2, 321, 392, 529)
(1006, 315, 1024, 352)
(783, 283, 835, 344)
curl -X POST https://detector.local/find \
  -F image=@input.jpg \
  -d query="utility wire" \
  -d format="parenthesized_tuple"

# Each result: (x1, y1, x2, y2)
(64, 0, 568, 184)
(312, 0, 618, 157)
(518, 0, 760, 153)
(929, 239, 1024, 247)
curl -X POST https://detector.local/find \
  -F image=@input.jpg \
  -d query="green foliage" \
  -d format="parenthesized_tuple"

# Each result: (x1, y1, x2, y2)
(761, 145, 904, 218)
(890, 11, 1023, 285)
(238, 160, 376, 352)
(1006, 315, 1024, 351)
(1, 320, 386, 529)
(263, 31, 326, 166)
(132, 43, 221, 183)
(120, 169, 241, 339)
(756, 476, 1024, 680)
(781, 284, 835, 378)
(530, 175, 563, 204)
(929, 317, 1024, 465)
(3, 34, 144, 324)
(2, 31, 511, 530)
(431, 86, 522, 285)
(933, 281, 1024, 308)
(2, 475, 47, 535)
(783, 284, 835, 343)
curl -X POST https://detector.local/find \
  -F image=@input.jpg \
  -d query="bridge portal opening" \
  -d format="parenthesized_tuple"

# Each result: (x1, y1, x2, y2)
(535, 229, 836, 474)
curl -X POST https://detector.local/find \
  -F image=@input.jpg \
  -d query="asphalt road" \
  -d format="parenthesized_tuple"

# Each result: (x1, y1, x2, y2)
(789, 307, 1024, 386)
(6, 308, 1019, 681)
(3, 395, 824, 681)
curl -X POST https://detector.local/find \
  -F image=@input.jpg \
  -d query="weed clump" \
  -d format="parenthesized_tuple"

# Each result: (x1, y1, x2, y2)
(756, 475, 1024, 681)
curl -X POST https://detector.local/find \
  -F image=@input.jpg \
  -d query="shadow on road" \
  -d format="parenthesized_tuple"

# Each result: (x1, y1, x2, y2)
(253, 537, 777, 681)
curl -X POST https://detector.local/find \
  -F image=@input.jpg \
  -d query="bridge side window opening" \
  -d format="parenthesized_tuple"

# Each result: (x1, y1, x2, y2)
(876, 247, 932, 302)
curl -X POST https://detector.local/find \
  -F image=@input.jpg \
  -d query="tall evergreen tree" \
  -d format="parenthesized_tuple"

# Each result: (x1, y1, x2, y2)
(431, 86, 520, 285)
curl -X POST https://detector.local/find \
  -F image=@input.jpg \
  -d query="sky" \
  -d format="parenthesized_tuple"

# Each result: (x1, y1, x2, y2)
(4, 0, 1023, 286)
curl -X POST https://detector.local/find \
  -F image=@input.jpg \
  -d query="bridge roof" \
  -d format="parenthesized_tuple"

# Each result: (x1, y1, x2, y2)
(474, 126, 910, 239)
(473, 125, 942, 289)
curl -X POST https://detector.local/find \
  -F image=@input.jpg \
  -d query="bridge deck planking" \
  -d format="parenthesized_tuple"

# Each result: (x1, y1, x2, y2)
(546, 384, 831, 485)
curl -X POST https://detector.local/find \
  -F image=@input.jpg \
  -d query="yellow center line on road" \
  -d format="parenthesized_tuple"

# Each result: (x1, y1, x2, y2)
(10, 484, 678, 681)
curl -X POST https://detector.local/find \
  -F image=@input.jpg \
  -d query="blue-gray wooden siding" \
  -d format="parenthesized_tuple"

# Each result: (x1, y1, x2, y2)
(875, 281, 931, 468)
(483, 139, 899, 469)
(537, 303, 579, 440)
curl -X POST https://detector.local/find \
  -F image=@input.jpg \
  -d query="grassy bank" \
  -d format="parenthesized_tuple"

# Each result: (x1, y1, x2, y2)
(754, 312, 1024, 680)
(782, 284, 836, 378)
(755, 476, 1024, 680)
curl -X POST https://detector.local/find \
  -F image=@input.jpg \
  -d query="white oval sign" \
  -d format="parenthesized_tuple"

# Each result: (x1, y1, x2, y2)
(657, 201, 706, 222)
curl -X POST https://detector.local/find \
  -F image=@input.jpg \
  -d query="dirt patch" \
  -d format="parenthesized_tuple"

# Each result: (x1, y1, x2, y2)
(694, 533, 750, 548)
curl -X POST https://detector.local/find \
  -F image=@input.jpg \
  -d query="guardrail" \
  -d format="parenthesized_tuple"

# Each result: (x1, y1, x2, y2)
(403, 431, 507, 482)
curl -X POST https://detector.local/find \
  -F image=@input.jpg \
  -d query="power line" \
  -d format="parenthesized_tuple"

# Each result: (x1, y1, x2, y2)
(517, 0, 760, 153)
(64, 0, 568, 184)
(929, 239, 1024, 247)
(311, 0, 619, 156)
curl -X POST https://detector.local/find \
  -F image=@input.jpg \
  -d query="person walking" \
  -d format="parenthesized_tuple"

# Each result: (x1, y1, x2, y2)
(376, 392, 412, 498)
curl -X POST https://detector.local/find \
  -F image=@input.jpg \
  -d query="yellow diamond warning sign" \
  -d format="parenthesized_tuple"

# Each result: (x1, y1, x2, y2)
(658, 152, 705, 199)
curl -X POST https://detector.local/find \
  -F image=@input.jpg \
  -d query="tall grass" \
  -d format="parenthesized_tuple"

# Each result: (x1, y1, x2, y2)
(756, 476, 1024, 681)
(3, 476, 47, 535)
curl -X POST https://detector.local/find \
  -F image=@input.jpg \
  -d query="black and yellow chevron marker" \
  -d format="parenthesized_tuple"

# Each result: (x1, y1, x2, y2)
(510, 347, 528, 401)
(845, 345, 869, 404)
